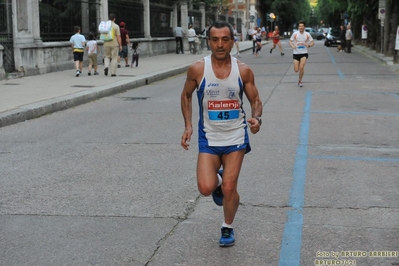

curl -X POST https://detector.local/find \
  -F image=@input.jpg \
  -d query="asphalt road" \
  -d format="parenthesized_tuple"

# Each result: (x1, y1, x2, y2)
(1, 40, 399, 266)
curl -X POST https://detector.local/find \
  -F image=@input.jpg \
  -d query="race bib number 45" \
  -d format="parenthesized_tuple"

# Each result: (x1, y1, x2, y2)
(208, 100, 240, 121)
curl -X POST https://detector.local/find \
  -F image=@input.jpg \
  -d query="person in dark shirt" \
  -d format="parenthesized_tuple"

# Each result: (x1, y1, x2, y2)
(117, 22, 131, 67)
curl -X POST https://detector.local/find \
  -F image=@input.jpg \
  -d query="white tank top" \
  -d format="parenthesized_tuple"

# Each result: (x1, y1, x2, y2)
(196, 55, 249, 147)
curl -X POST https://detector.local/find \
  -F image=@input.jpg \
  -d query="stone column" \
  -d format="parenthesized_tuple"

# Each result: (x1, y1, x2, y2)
(199, 2, 205, 30)
(12, 0, 38, 73)
(180, 0, 188, 52)
(81, 1, 89, 34)
(100, 0, 108, 21)
(180, 0, 188, 31)
(143, 0, 151, 38)
(173, 2, 178, 28)
(249, 0, 256, 29)
(212, 5, 218, 22)
(12, 0, 34, 44)
(32, 0, 41, 44)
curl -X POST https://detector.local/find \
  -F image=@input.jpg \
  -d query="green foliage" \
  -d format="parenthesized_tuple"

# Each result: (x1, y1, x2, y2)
(263, 0, 311, 29)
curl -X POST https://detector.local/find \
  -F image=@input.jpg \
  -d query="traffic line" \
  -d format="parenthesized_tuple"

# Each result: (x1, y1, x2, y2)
(325, 46, 345, 79)
(279, 91, 311, 266)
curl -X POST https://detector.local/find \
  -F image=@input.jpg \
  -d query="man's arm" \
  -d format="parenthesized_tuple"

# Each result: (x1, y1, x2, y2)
(238, 62, 262, 134)
(308, 34, 314, 47)
(180, 61, 203, 149)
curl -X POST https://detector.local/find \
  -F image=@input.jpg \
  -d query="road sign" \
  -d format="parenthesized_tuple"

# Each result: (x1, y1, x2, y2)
(379, 8, 385, 20)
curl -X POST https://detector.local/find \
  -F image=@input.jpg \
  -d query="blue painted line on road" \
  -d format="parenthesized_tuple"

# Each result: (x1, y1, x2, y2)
(325, 46, 345, 79)
(326, 46, 336, 64)
(308, 155, 399, 163)
(395, 93, 399, 101)
(279, 91, 311, 266)
(337, 69, 345, 79)
(311, 111, 399, 117)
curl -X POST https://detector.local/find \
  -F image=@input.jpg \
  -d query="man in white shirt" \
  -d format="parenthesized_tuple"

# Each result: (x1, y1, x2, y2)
(289, 20, 314, 87)
(187, 24, 197, 54)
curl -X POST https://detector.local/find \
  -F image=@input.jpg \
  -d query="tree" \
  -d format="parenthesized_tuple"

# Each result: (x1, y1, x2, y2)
(263, 0, 311, 32)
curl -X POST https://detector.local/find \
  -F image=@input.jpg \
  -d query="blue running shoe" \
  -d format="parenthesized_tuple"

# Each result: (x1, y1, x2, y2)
(219, 227, 235, 247)
(212, 169, 224, 206)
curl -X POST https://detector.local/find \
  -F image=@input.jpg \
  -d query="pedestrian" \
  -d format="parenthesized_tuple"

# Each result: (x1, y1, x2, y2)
(345, 25, 353, 53)
(103, 13, 122, 77)
(117, 21, 131, 68)
(270, 25, 284, 56)
(251, 26, 258, 54)
(289, 20, 314, 87)
(86, 33, 99, 76)
(261, 26, 266, 40)
(339, 25, 346, 52)
(69, 26, 86, 77)
(180, 21, 263, 247)
(254, 27, 262, 56)
(187, 24, 197, 54)
(201, 24, 210, 50)
(174, 23, 184, 54)
(131, 42, 141, 67)
(232, 23, 240, 57)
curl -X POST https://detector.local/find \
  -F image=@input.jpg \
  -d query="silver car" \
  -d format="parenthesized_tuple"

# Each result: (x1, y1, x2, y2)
(305, 27, 325, 40)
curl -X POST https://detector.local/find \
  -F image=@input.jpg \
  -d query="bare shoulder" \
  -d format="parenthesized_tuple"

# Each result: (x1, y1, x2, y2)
(187, 58, 205, 78)
(237, 60, 254, 82)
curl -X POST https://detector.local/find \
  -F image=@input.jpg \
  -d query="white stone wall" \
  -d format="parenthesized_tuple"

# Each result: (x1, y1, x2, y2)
(2, 38, 177, 80)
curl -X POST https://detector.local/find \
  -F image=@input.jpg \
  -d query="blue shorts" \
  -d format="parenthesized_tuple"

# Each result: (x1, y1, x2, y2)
(119, 46, 128, 58)
(199, 143, 251, 156)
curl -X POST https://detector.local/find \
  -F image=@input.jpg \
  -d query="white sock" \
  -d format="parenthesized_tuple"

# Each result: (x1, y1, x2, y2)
(217, 173, 222, 186)
(222, 222, 233, 228)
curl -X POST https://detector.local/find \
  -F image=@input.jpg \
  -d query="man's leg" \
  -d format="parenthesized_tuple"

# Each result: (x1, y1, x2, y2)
(75, 60, 79, 71)
(299, 56, 307, 82)
(220, 149, 245, 224)
(293, 59, 300, 73)
(196, 153, 222, 196)
(110, 46, 119, 75)
(197, 149, 245, 224)
(79, 60, 83, 72)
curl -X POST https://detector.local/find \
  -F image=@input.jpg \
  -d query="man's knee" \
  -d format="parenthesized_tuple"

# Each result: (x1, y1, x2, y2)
(197, 182, 215, 196)
(222, 183, 238, 199)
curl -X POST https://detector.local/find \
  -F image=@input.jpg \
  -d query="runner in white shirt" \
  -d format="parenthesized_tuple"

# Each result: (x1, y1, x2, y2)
(289, 20, 314, 87)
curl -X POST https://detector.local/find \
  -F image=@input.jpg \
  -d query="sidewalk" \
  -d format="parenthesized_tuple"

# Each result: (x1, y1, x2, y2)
(0, 41, 257, 128)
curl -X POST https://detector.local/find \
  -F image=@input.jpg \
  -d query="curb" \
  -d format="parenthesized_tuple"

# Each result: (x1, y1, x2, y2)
(0, 64, 192, 128)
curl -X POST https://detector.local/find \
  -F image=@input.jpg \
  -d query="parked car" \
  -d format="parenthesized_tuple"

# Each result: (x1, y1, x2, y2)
(324, 28, 341, 46)
(305, 27, 325, 40)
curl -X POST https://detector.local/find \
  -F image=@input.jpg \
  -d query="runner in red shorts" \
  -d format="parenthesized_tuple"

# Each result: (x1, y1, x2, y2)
(270, 26, 284, 56)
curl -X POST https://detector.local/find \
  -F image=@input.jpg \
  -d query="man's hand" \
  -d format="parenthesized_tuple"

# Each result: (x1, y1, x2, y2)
(181, 127, 193, 150)
(247, 118, 261, 134)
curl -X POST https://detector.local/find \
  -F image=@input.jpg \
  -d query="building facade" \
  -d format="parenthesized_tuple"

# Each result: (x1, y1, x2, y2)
(0, 0, 242, 80)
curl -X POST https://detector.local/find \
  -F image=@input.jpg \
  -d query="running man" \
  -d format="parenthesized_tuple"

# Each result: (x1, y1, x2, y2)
(289, 21, 314, 87)
(269, 25, 284, 56)
(180, 21, 263, 247)
(254, 27, 262, 56)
